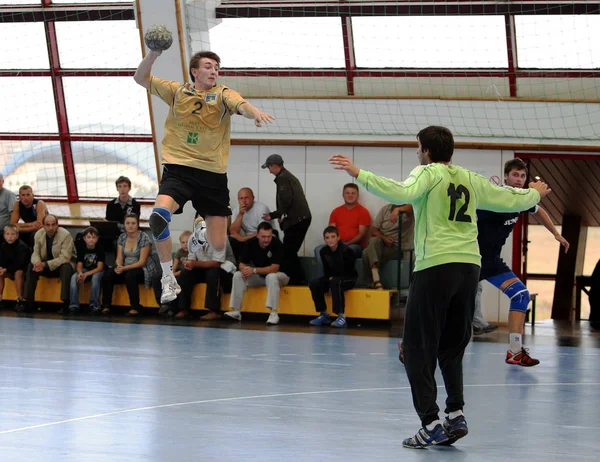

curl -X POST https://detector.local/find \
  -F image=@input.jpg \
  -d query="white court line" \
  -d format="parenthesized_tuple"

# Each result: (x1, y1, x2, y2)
(2, 382, 599, 436)
(251, 354, 267, 357)
(369, 353, 385, 355)
(280, 354, 298, 356)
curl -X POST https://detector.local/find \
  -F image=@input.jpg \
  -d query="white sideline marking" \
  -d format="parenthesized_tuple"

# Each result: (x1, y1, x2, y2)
(2, 382, 598, 436)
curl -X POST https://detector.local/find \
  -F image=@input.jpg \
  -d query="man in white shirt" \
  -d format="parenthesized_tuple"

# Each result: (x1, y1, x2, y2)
(229, 187, 274, 259)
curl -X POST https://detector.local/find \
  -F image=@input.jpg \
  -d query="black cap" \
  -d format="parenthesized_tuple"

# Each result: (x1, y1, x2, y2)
(261, 154, 284, 169)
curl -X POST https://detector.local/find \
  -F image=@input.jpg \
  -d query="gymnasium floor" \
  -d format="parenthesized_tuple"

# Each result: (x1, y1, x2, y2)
(0, 313, 599, 461)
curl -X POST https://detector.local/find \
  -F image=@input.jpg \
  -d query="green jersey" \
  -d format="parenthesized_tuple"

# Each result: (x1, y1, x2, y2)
(356, 163, 541, 272)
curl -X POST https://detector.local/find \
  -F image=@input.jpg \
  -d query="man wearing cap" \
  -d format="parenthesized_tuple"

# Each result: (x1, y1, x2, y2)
(262, 154, 312, 285)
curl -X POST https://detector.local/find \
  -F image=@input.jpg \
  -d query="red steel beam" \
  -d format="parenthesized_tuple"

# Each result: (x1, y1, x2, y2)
(0, 133, 153, 142)
(341, 16, 356, 96)
(216, 1, 600, 18)
(45, 20, 78, 202)
(505, 15, 518, 97)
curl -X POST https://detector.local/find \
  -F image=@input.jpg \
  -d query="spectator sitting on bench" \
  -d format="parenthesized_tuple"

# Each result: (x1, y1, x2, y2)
(69, 226, 105, 315)
(11, 185, 47, 249)
(171, 217, 237, 320)
(0, 174, 17, 246)
(309, 226, 358, 328)
(225, 221, 289, 325)
(315, 183, 371, 276)
(229, 187, 274, 261)
(25, 214, 75, 314)
(174, 231, 192, 278)
(363, 204, 414, 289)
(0, 224, 30, 312)
(102, 213, 158, 316)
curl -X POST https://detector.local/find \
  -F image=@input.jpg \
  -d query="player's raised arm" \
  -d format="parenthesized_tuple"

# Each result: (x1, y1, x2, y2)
(134, 50, 162, 89)
(134, 25, 173, 88)
(238, 102, 275, 128)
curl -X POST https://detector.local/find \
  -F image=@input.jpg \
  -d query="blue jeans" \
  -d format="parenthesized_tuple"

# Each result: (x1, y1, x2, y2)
(70, 271, 104, 309)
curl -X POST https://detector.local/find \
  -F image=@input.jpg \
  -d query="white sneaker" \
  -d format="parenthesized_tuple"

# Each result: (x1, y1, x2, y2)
(224, 310, 242, 321)
(188, 217, 207, 253)
(266, 312, 279, 325)
(160, 274, 181, 304)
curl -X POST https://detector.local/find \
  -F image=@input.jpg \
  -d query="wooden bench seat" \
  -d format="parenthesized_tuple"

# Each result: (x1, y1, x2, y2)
(1, 278, 397, 320)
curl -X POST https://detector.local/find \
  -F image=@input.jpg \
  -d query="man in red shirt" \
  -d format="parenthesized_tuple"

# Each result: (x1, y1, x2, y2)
(315, 183, 371, 275)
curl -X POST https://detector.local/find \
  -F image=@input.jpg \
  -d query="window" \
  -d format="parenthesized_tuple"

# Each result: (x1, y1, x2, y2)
(209, 18, 345, 68)
(352, 16, 508, 68)
(56, 21, 142, 69)
(0, 23, 49, 69)
(71, 142, 158, 198)
(516, 16, 600, 69)
(63, 77, 152, 134)
(1, 140, 67, 196)
(0, 77, 58, 133)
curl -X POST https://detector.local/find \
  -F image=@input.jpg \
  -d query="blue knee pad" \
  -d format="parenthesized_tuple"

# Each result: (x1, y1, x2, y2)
(149, 207, 171, 241)
(503, 280, 530, 313)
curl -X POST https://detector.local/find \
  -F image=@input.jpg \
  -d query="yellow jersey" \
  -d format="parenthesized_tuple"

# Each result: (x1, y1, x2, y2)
(149, 77, 246, 174)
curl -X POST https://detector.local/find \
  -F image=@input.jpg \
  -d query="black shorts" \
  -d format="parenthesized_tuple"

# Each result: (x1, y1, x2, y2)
(479, 257, 511, 281)
(159, 164, 232, 217)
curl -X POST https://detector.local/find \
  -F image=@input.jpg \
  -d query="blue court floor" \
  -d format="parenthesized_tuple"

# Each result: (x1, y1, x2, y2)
(1, 316, 599, 461)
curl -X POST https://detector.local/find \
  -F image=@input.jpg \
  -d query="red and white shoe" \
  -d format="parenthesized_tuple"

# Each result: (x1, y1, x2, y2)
(506, 347, 540, 367)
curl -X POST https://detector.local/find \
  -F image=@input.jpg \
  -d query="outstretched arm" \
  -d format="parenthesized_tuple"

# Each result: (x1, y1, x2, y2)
(134, 50, 162, 89)
(329, 154, 432, 204)
(533, 207, 570, 252)
(238, 102, 275, 128)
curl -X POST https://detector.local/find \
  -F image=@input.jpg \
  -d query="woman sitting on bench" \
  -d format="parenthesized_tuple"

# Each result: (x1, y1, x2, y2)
(101, 214, 158, 316)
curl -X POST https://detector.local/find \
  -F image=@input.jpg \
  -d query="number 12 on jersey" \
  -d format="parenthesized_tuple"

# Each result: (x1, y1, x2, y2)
(447, 183, 472, 223)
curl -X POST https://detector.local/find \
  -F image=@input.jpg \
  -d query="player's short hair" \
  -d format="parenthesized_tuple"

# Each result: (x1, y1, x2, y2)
(257, 221, 273, 233)
(343, 183, 359, 193)
(323, 226, 339, 236)
(19, 185, 33, 194)
(189, 51, 221, 83)
(82, 226, 99, 238)
(115, 176, 131, 188)
(417, 126, 454, 163)
(3, 224, 18, 235)
(43, 214, 58, 225)
(504, 158, 528, 176)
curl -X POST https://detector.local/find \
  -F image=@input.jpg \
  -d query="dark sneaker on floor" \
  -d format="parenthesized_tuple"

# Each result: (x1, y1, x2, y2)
(506, 347, 540, 367)
(440, 415, 469, 445)
(398, 341, 404, 364)
(402, 424, 449, 449)
(473, 325, 498, 335)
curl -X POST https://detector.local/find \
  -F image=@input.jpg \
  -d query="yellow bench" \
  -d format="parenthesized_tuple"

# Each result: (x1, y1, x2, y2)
(1, 278, 396, 320)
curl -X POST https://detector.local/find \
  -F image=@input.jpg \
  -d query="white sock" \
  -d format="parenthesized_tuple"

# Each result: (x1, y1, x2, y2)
(509, 333, 522, 353)
(449, 410, 463, 420)
(160, 261, 174, 278)
(426, 419, 441, 431)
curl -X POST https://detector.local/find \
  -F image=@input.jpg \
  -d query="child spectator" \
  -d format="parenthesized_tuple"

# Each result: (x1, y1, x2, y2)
(69, 227, 105, 314)
(174, 231, 192, 278)
(309, 226, 358, 328)
(0, 224, 30, 311)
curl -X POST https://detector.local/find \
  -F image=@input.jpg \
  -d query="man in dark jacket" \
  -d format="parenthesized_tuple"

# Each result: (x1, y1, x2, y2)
(262, 154, 311, 284)
(309, 226, 357, 328)
(589, 258, 600, 330)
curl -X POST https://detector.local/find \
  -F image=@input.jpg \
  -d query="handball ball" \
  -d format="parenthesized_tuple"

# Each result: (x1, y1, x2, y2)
(144, 24, 173, 52)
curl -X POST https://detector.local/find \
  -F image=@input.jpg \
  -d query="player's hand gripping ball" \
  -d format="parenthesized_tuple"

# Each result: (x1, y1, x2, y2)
(144, 24, 173, 52)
